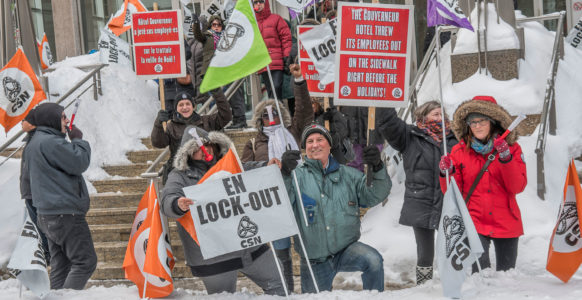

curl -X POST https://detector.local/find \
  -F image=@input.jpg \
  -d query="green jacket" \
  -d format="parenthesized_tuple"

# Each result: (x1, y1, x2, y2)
(284, 156, 391, 261)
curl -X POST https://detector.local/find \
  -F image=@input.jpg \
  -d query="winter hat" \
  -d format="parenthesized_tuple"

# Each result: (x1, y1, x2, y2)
(174, 125, 234, 171)
(466, 112, 492, 124)
(207, 15, 223, 29)
(175, 92, 195, 109)
(301, 123, 333, 149)
(34, 102, 64, 132)
(24, 107, 38, 126)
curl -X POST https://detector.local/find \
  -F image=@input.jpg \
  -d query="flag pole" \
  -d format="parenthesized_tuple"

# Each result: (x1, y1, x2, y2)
(269, 242, 290, 297)
(295, 231, 320, 292)
(18, 282, 22, 299)
(434, 26, 449, 183)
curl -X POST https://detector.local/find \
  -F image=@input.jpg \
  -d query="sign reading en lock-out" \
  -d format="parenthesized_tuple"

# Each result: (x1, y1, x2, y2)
(132, 10, 186, 79)
(183, 165, 299, 259)
(334, 2, 413, 108)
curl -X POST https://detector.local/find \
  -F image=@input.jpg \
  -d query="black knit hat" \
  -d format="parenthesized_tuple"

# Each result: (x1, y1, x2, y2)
(301, 123, 333, 149)
(175, 92, 194, 109)
(34, 102, 64, 132)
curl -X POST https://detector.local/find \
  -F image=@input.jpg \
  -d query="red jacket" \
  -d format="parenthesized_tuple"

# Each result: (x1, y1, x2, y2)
(440, 141, 527, 238)
(255, 0, 292, 72)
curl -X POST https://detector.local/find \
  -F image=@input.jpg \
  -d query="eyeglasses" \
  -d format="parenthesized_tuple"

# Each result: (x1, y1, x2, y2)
(467, 118, 490, 128)
(211, 22, 222, 27)
(253, 0, 265, 4)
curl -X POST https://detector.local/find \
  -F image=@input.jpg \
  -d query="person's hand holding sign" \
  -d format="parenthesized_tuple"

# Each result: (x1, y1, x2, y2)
(178, 197, 194, 212)
(290, 64, 302, 79)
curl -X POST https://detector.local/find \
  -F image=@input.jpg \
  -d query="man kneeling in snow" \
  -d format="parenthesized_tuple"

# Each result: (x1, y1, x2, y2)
(279, 124, 391, 293)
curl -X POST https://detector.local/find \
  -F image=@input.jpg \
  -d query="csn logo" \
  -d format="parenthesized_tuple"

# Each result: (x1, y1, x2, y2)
(237, 216, 262, 248)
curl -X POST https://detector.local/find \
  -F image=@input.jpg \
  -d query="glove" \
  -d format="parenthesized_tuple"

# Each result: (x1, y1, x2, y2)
(363, 145, 383, 172)
(494, 137, 511, 161)
(68, 125, 83, 140)
(439, 155, 453, 173)
(322, 108, 334, 121)
(281, 150, 301, 176)
(157, 110, 171, 123)
(283, 56, 292, 75)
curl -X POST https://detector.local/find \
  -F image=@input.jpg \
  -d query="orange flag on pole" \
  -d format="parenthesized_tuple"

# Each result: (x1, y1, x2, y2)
(123, 180, 174, 298)
(0, 48, 46, 132)
(37, 33, 54, 69)
(108, 0, 148, 36)
(176, 148, 243, 245)
(546, 159, 582, 283)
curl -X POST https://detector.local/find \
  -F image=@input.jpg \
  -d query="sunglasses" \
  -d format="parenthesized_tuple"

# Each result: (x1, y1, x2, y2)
(211, 22, 222, 27)
(253, 0, 265, 4)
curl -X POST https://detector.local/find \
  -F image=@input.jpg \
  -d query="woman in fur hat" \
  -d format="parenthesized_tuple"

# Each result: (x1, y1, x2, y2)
(160, 126, 284, 295)
(439, 95, 527, 272)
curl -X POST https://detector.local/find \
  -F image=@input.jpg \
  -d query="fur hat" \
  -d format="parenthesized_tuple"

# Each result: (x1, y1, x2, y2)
(452, 95, 519, 144)
(251, 100, 292, 129)
(173, 126, 233, 171)
(301, 123, 333, 149)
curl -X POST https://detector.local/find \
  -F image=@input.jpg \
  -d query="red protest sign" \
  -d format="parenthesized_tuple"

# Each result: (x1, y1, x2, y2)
(298, 25, 334, 97)
(334, 3, 413, 107)
(132, 10, 186, 79)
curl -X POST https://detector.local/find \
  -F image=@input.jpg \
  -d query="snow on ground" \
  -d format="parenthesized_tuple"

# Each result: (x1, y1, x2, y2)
(2, 8, 582, 300)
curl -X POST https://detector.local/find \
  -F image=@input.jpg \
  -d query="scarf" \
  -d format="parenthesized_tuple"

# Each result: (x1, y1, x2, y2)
(417, 120, 450, 142)
(263, 124, 299, 160)
(211, 30, 221, 50)
(471, 137, 494, 155)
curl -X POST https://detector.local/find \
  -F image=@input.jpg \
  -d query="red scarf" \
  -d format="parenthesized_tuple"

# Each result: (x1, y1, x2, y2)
(417, 120, 451, 143)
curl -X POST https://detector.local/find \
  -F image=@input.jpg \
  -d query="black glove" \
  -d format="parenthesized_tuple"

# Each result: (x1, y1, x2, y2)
(68, 125, 83, 140)
(322, 108, 334, 121)
(281, 150, 301, 176)
(157, 110, 171, 123)
(283, 56, 292, 75)
(363, 145, 383, 172)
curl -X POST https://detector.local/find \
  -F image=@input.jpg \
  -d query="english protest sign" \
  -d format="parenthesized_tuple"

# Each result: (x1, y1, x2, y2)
(184, 165, 299, 259)
(334, 2, 413, 108)
(298, 25, 335, 97)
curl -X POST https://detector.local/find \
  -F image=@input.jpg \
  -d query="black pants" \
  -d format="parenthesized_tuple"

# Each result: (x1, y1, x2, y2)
(261, 70, 284, 101)
(227, 83, 246, 122)
(413, 227, 435, 267)
(472, 234, 519, 273)
(37, 214, 97, 290)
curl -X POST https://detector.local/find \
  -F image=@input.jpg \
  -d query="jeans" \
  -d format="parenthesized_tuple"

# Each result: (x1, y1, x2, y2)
(24, 199, 50, 263)
(472, 234, 519, 273)
(413, 227, 435, 267)
(37, 214, 97, 290)
(261, 70, 284, 101)
(300, 241, 384, 293)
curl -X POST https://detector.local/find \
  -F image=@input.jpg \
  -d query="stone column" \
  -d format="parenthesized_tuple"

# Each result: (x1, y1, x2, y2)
(51, 0, 83, 61)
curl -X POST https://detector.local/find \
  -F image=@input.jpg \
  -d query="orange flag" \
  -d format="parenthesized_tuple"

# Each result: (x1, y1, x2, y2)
(108, 0, 148, 36)
(123, 180, 174, 298)
(37, 33, 53, 69)
(177, 148, 243, 245)
(0, 48, 47, 132)
(546, 159, 582, 283)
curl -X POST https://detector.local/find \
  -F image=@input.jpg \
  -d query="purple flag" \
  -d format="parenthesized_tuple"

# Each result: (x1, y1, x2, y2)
(427, 0, 474, 31)
(288, 0, 315, 19)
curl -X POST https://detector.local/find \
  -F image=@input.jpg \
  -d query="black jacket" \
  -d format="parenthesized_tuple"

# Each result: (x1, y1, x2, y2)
(378, 108, 457, 229)
(314, 108, 350, 164)
(340, 106, 389, 145)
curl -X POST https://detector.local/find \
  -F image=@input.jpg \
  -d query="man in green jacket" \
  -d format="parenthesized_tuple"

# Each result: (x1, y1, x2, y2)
(280, 124, 391, 293)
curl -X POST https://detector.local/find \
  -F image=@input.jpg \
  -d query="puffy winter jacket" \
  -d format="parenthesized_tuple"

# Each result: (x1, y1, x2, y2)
(378, 108, 457, 229)
(284, 156, 391, 261)
(340, 106, 390, 145)
(255, 0, 292, 72)
(440, 141, 527, 238)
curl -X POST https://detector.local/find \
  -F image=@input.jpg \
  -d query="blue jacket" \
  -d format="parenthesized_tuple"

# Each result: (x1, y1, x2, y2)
(284, 156, 391, 261)
(25, 126, 91, 215)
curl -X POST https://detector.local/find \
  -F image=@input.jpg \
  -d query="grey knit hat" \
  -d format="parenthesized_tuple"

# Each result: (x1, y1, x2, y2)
(301, 123, 333, 149)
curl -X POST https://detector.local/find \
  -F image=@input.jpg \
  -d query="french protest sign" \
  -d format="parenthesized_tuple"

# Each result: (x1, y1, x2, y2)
(298, 20, 337, 96)
(131, 10, 186, 79)
(98, 29, 132, 66)
(183, 165, 299, 259)
(334, 2, 413, 108)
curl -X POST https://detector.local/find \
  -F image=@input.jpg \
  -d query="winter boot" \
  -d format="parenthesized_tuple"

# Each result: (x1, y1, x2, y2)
(275, 248, 294, 293)
(226, 117, 247, 129)
(416, 265, 433, 285)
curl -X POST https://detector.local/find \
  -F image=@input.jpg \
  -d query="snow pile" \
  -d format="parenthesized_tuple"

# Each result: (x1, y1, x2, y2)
(0, 160, 24, 267)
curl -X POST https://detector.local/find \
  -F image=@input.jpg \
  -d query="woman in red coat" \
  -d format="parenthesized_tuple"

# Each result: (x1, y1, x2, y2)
(254, 0, 292, 100)
(439, 95, 527, 272)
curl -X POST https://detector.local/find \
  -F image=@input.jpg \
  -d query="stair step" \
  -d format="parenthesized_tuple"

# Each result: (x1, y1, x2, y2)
(90, 223, 181, 243)
(224, 129, 257, 157)
(91, 178, 150, 193)
(87, 207, 138, 225)
(103, 163, 152, 177)
(90, 192, 143, 209)
(141, 138, 153, 150)
(127, 149, 168, 164)
(94, 241, 185, 264)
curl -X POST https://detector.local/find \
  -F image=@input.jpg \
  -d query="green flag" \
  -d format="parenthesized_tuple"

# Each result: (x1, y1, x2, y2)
(199, 0, 271, 93)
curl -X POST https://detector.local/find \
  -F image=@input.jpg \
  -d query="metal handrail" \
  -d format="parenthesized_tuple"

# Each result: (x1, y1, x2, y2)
(140, 78, 246, 178)
(0, 64, 107, 156)
(534, 11, 565, 200)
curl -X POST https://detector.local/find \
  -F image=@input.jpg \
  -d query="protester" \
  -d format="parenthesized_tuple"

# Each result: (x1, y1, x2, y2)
(254, 0, 292, 100)
(439, 95, 527, 272)
(24, 102, 96, 290)
(280, 124, 391, 293)
(194, 14, 247, 129)
(160, 126, 284, 295)
(377, 101, 457, 285)
(151, 89, 232, 183)
(187, 21, 207, 104)
(19, 108, 50, 264)
(240, 63, 312, 292)
(340, 106, 389, 171)
(312, 98, 352, 164)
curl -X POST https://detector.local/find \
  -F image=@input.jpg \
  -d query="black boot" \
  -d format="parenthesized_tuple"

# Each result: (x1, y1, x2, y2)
(416, 265, 433, 285)
(275, 248, 294, 293)
(226, 118, 247, 129)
